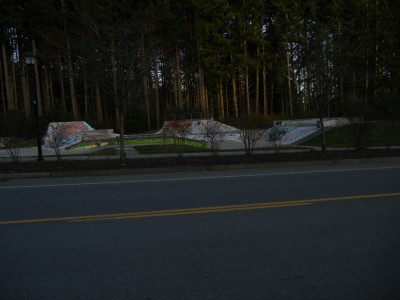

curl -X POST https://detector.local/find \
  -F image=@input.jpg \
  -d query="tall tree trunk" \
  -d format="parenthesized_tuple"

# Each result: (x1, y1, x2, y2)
(255, 45, 260, 115)
(262, 61, 267, 116)
(286, 45, 293, 118)
(111, 39, 119, 129)
(198, 68, 207, 118)
(61, 0, 77, 118)
(67, 37, 78, 119)
(245, 68, 250, 114)
(20, 57, 30, 116)
(337, 23, 344, 105)
(225, 82, 229, 119)
(49, 68, 54, 109)
(154, 60, 160, 128)
(231, 55, 239, 117)
(173, 58, 178, 109)
(365, 60, 369, 106)
(207, 88, 210, 115)
(43, 67, 51, 112)
(197, 42, 207, 117)
(2, 43, 13, 111)
(374, 0, 379, 99)
(175, 45, 183, 111)
(339, 49, 344, 105)
(365, 0, 369, 106)
(104, 96, 109, 128)
(141, 34, 151, 130)
(245, 49, 251, 114)
(0, 56, 6, 115)
(319, 115, 326, 152)
(95, 81, 103, 124)
(285, 13, 293, 118)
(218, 78, 224, 119)
(119, 108, 126, 162)
(232, 76, 239, 118)
(271, 68, 274, 115)
(352, 69, 356, 102)
(83, 68, 88, 118)
(59, 54, 66, 111)
(11, 59, 18, 111)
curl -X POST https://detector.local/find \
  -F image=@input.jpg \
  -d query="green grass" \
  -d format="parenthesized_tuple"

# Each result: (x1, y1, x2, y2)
(134, 144, 209, 154)
(301, 126, 352, 147)
(9, 139, 37, 148)
(367, 121, 400, 146)
(109, 137, 207, 148)
(66, 147, 117, 156)
(21, 139, 39, 147)
(301, 121, 400, 148)
(87, 147, 117, 156)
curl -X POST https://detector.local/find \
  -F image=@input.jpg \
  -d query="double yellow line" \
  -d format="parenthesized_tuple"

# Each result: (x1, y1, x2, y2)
(1, 192, 399, 225)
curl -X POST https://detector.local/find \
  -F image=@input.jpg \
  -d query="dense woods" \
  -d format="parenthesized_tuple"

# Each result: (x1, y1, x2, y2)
(1, 0, 399, 134)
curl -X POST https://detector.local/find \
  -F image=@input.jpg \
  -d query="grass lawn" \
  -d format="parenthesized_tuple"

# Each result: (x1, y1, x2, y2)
(66, 147, 117, 156)
(301, 121, 400, 148)
(86, 147, 117, 156)
(134, 144, 209, 154)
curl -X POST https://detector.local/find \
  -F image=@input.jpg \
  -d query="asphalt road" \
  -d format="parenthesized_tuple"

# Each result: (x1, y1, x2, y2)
(1, 162, 400, 299)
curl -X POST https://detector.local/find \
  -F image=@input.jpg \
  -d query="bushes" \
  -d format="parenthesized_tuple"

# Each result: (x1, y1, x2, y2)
(234, 115, 270, 155)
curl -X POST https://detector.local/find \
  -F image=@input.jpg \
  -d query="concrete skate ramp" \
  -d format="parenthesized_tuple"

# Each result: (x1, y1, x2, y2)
(156, 119, 240, 141)
(156, 118, 350, 146)
(44, 121, 94, 148)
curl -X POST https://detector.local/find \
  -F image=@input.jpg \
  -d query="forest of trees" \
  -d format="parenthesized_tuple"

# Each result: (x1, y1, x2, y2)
(1, 0, 399, 135)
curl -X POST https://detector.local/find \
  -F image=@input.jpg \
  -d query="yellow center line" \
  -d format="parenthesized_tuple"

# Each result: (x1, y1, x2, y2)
(71, 202, 312, 222)
(0, 192, 399, 225)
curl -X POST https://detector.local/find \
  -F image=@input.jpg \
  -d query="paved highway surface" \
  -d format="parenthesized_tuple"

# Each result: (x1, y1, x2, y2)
(1, 162, 399, 299)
